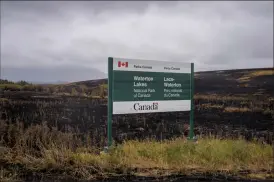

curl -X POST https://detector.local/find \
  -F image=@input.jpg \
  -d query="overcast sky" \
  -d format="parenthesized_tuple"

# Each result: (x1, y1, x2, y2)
(1, 1, 273, 83)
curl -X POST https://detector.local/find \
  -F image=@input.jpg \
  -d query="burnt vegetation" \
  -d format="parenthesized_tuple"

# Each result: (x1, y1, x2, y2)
(0, 67, 274, 181)
(0, 69, 274, 145)
(1, 68, 273, 146)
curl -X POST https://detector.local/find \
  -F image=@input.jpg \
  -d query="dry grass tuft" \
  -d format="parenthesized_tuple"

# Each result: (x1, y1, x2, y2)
(249, 70, 274, 77)
(237, 70, 274, 82)
(0, 121, 273, 181)
(224, 107, 251, 113)
(194, 94, 249, 101)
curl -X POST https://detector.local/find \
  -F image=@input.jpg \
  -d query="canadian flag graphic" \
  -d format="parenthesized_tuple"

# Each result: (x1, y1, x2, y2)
(118, 61, 128, 68)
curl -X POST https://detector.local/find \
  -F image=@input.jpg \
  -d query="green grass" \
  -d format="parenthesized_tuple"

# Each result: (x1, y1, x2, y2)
(0, 122, 273, 181)
(0, 84, 22, 91)
(0, 83, 44, 92)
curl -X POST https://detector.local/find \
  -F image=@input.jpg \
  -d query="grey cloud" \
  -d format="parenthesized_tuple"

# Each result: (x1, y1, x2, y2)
(2, 66, 106, 83)
(236, 1, 274, 18)
(0, 1, 273, 82)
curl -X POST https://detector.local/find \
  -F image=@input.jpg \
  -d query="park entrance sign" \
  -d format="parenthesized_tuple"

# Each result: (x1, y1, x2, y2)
(111, 58, 192, 114)
(107, 57, 195, 146)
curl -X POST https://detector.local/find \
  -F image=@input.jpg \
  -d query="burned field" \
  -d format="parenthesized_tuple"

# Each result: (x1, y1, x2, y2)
(1, 68, 274, 146)
(0, 68, 273, 181)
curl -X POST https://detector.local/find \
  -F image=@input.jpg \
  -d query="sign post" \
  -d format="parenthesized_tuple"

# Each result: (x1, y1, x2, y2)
(188, 63, 195, 140)
(107, 57, 114, 147)
(107, 57, 195, 148)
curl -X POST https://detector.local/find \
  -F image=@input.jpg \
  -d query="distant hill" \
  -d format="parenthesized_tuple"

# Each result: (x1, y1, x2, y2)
(32, 81, 69, 85)
(1, 67, 273, 98)
(69, 79, 107, 88)
(65, 67, 274, 97)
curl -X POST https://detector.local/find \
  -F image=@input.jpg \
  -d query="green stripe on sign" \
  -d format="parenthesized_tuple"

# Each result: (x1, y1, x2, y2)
(113, 70, 191, 102)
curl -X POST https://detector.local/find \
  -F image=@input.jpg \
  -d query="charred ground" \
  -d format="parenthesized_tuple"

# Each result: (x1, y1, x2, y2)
(0, 67, 274, 181)
(0, 68, 274, 147)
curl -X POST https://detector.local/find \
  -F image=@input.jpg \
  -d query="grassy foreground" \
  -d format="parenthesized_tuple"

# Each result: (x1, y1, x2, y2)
(0, 122, 273, 181)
